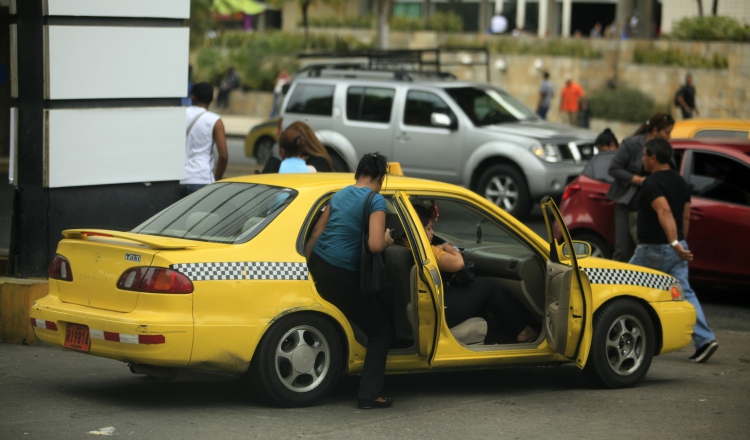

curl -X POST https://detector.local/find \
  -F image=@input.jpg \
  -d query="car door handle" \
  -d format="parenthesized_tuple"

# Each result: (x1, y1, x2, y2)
(690, 208, 705, 219)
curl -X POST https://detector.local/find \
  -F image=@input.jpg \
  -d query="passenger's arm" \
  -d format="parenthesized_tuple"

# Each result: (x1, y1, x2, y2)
(435, 243, 464, 273)
(213, 119, 229, 181)
(305, 205, 330, 259)
(608, 141, 642, 185)
(367, 210, 393, 254)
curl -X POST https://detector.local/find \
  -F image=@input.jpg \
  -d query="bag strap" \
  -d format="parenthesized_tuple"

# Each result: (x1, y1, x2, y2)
(186, 110, 208, 137)
(361, 191, 376, 253)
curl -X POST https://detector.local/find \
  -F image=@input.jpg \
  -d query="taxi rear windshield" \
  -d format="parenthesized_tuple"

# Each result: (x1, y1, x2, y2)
(132, 183, 297, 244)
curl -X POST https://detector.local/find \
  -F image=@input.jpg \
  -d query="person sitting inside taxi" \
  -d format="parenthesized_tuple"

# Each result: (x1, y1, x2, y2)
(410, 203, 537, 344)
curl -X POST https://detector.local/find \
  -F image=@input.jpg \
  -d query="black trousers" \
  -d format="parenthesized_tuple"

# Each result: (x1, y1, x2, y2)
(444, 277, 528, 338)
(613, 204, 636, 263)
(308, 253, 394, 400)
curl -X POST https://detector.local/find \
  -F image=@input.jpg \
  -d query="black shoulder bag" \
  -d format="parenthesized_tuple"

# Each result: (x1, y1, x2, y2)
(359, 191, 388, 297)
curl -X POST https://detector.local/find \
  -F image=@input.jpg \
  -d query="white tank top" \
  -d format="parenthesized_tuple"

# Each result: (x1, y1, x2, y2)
(181, 106, 221, 185)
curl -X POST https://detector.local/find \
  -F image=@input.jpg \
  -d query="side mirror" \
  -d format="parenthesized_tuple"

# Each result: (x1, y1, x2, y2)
(431, 113, 452, 128)
(562, 240, 591, 259)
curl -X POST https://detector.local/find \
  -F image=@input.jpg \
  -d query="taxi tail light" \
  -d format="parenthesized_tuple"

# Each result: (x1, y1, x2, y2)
(117, 267, 193, 294)
(49, 254, 73, 281)
(562, 184, 581, 202)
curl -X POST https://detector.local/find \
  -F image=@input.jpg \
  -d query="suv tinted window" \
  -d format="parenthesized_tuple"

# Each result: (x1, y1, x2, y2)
(347, 87, 395, 123)
(286, 84, 334, 116)
(690, 152, 750, 206)
(445, 87, 537, 126)
(404, 91, 453, 127)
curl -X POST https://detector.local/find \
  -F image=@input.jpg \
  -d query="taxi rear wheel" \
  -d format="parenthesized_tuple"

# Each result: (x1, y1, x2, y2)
(249, 313, 342, 407)
(583, 299, 655, 389)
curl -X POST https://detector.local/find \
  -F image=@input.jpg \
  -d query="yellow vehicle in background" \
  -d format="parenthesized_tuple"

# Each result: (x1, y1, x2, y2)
(243, 117, 279, 165)
(672, 119, 750, 139)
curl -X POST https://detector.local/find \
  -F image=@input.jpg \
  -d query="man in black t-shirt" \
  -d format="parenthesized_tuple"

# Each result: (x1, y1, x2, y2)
(629, 138, 718, 363)
(675, 73, 699, 119)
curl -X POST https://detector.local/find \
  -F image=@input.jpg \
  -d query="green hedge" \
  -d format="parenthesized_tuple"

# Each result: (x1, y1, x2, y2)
(444, 36, 602, 59)
(670, 16, 750, 42)
(194, 31, 374, 91)
(634, 46, 728, 69)
(305, 12, 464, 32)
(588, 86, 669, 124)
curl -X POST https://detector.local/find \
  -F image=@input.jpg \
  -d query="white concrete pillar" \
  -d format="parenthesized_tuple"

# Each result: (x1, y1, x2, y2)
(495, 0, 503, 14)
(516, 0, 526, 31)
(561, 0, 572, 37)
(537, 0, 548, 38)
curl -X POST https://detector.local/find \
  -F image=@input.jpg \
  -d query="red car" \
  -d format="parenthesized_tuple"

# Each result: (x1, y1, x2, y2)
(560, 138, 750, 287)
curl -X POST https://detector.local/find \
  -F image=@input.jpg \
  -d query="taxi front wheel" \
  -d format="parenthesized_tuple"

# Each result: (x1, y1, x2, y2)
(583, 299, 655, 389)
(249, 313, 342, 407)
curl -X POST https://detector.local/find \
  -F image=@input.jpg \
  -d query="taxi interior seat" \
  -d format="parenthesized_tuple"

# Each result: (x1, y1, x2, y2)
(384, 245, 416, 342)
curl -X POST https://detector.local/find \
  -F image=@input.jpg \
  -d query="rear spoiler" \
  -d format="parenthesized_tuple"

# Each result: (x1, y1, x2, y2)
(62, 229, 198, 250)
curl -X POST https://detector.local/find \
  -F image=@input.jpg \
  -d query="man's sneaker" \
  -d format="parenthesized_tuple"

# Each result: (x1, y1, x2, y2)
(689, 340, 719, 363)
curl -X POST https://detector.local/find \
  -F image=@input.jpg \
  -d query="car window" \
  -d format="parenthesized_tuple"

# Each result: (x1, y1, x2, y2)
(346, 87, 395, 123)
(581, 152, 615, 183)
(403, 90, 453, 128)
(690, 152, 750, 206)
(694, 129, 749, 139)
(410, 197, 528, 249)
(132, 183, 297, 244)
(285, 84, 334, 116)
(444, 86, 537, 126)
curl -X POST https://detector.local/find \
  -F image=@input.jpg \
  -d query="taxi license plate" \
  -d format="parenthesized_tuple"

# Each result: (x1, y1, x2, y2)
(64, 324, 91, 352)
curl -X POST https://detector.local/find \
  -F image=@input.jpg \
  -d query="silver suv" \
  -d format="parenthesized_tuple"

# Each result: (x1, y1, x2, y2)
(279, 70, 597, 218)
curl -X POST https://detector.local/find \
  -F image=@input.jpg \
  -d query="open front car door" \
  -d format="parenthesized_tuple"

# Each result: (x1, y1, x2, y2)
(540, 197, 593, 368)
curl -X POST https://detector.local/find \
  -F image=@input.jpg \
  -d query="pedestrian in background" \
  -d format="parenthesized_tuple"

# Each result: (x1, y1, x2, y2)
(590, 22, 603, 38)
(607, 113, 675, 262)
(536, 72, 554, 120)
(629, 138, 718, 363)
(216, 66, 241, 109)
(261, 122, 334, 173)
(675, 73, 699, 120)
(270, 70, 290, 118)
(559, 77, 585, 126)
(181, 82, 228, 197)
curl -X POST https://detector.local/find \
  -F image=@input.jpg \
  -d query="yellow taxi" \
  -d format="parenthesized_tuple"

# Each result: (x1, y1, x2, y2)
(672, 119, 750, 139)
(243, 117, 279, 164)
(31, 172, 695, 407)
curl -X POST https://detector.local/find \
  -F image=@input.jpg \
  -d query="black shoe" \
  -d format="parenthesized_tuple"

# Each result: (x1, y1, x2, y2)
(358, 397, 393, 409)
(689, 340, 719, 363)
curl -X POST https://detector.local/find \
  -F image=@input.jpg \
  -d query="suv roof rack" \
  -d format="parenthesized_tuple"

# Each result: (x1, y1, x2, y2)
(298, 47, 490, 82)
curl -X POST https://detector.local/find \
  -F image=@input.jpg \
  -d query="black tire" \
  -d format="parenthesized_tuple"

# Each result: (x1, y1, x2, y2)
(249, 313, 342, 407)
(476, 164, 531, 219)
(573, 232, 613, 259)
(254, 136, 275, 165)
(583, 299, 655, 389)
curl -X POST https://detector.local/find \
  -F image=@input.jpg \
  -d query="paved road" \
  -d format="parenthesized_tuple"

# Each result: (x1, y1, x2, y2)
(1, 303, 748, 439)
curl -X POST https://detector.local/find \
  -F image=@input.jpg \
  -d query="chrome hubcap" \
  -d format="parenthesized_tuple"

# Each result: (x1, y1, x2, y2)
(484, 175, 518, 211)
(275, 325, 330, 393)
(606, 315, 646, 376)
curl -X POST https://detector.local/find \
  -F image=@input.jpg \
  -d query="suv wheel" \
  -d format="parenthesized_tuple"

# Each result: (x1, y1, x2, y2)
(477, 164, 531, 218)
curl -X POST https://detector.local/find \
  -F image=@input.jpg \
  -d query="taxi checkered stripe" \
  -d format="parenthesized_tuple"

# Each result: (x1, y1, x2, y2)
(582, 267, 675, 291)
(171, 262, 308, 281)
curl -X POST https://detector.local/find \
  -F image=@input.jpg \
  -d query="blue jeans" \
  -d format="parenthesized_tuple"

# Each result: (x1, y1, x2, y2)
(536, 105, 549, 120)
(629, 241, 715, 348)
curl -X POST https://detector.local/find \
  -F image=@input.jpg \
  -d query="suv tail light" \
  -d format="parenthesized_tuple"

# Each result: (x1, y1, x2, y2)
(562, 184, 581, 201)
(49, 254, 73, 281)
(117, 267, 193, 294)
